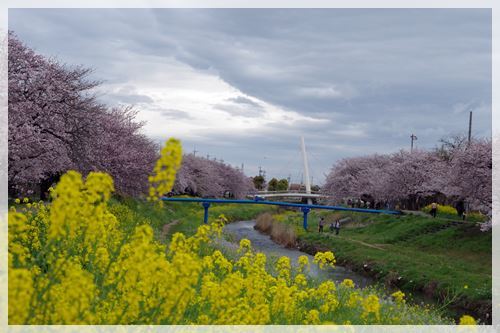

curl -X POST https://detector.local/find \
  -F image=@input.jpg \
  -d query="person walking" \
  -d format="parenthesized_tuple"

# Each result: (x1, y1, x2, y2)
(430, 202, 437, 218)
(318, 217, 325, 233)
(329, 222, 335, 233)
(335, 219, 341, 235)
(455, 200, 465, 220)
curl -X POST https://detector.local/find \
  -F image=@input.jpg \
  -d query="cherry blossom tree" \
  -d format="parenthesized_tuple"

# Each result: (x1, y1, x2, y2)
(323, 139, 491, 216)
(9, 32, 95, 195)
(173, 154, 254, 198)
(383, 150, 448, 208)
(8, 32, 158, 197)
(443, 139, 492, 213)
(74, 107, 159, 197)
(322, 154, 393, 203)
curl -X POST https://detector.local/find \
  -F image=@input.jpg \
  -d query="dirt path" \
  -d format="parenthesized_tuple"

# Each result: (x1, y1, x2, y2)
(335, 235, 386, 250)
(160, 220, 180, 241)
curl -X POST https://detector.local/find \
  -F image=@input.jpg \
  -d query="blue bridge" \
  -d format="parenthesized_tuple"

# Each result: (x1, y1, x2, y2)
(161, 197, 402, 230)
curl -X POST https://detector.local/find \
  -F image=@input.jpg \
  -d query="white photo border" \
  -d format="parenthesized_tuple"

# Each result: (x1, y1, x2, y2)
(0, 1, 498, 332)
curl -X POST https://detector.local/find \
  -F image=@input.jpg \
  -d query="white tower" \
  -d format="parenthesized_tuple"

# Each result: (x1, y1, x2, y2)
(300, 136, 312, 205)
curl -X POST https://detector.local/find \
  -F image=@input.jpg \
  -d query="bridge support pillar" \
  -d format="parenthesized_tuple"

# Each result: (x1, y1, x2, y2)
(301, 207, 311, 231)
(202, 202, 211, 224)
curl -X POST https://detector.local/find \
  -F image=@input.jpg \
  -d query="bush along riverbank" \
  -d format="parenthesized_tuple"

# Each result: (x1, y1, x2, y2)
(255, 210, 491, 324)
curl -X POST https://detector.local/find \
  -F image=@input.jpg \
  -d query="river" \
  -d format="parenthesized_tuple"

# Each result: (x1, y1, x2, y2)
(222, 220, 373, 288)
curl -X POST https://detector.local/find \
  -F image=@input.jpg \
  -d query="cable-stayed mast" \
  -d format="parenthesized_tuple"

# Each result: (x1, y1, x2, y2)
(300, 136, 312, 205)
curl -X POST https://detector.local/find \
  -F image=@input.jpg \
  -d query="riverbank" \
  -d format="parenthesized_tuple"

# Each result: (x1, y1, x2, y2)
(263, 209, 492, 324)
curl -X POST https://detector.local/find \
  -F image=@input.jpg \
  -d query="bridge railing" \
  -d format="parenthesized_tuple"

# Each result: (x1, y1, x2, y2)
(254, 190, 322, 194)
(161, 197, 402, 230)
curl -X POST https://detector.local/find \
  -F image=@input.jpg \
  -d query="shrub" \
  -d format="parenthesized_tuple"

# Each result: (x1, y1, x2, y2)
(422, 204, 457, 216)
(466, 211, 488, 223)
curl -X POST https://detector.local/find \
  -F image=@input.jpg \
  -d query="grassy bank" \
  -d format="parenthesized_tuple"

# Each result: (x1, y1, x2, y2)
(266, 209, 492, 323)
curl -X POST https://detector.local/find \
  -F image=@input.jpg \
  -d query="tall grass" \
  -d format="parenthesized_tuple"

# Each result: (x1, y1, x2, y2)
(255, 213, 297, 248)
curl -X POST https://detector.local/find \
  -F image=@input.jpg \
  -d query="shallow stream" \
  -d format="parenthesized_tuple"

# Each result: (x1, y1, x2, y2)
(222, 220, 373, 287)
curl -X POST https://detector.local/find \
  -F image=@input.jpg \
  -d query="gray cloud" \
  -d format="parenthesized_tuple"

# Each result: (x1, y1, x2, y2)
(213, 95, 265, 118)
(157, 108, 193, 120)
(213, 103, 263, 118)
(9, 8, 492, 183)
(226, 96, 262, 108)
(98, 85, 155, 105)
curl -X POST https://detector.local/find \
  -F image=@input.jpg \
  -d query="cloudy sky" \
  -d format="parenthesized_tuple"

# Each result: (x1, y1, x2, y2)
(9, 9, 492, 184)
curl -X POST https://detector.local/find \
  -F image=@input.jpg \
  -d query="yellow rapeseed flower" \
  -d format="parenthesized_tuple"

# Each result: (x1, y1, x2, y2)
(238, 238, 252, 253)
(391, 290, 405, 304)
(341, 278, 355, 288)
(298, 255, 309, 272)
(362, 294, 380, 321)
(148, 138, 182, 203)
(313, 251, 336, 270)
(8, 268, 34, 324)
(304, 309, 320, 324)
(459, 315, 476, 325)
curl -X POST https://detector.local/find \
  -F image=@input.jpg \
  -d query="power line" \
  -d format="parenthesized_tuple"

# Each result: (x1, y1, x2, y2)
(307, 149, 327, 185)
(274, 152, 301, 180)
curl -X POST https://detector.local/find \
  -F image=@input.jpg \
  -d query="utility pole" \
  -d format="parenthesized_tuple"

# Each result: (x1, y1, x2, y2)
(241, 163, 244, 173)
(410, 133, 418, 153)
(193, 146, 198, 157)
(468, 111, 473, 144)
(260, 156, 267, 181)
